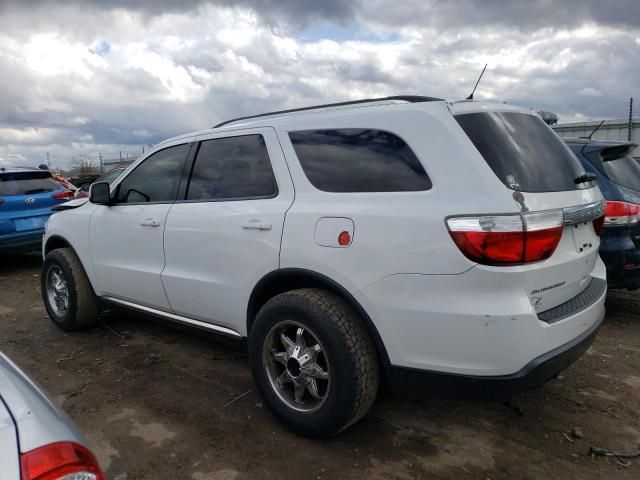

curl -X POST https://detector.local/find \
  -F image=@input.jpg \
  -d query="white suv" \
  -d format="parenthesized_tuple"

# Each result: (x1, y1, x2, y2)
(41, 96, 607, 437)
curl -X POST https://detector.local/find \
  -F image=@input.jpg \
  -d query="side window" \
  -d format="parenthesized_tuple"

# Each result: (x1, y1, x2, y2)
(289, 129, 432, 192)
(186, 134, 277, 200)
(115, 144, 189, 203)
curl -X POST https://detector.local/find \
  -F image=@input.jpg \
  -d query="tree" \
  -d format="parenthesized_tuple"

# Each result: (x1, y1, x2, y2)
(71, 154, 95, 176)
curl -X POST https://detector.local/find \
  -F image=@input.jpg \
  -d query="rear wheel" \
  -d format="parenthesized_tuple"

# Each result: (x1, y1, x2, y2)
(249, 288, 379, 437)
(42, 248, 98, 331)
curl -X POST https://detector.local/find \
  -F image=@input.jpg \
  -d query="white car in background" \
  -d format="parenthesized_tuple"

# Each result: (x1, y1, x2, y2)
(41, 96, 606, 437)
(0, 351, 104, 479)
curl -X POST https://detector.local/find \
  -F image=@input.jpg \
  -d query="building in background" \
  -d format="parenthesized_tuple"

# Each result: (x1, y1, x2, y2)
(553, 117, 640, 160)
(99, 156, 136, 174)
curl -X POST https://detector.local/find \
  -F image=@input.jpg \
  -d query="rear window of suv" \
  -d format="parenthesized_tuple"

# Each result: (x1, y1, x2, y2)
(602, 155, 640, 192)
(0, 171, 60, 196)
(455, 112, 585, 192)
(289, 129, 431, 192)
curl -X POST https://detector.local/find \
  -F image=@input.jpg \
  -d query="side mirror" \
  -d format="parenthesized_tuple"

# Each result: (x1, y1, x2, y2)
(89, 182, 111, 205)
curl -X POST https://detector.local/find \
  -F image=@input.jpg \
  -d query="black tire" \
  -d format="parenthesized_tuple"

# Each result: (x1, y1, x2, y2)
(41, 247, 98, 331)
(249, 288, 379, 437)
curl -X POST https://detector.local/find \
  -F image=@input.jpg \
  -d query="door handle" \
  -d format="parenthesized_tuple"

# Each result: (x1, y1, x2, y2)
(241, 219, 272, 231)
(140, 218, 161, 227)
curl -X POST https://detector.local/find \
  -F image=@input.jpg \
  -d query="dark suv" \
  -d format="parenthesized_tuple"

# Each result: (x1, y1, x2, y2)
(565, 139, 640, 290)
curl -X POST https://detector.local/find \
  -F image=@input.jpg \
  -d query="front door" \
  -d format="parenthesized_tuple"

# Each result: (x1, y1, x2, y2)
(89, 141, 191, 310)
(161, 128, 294, 333)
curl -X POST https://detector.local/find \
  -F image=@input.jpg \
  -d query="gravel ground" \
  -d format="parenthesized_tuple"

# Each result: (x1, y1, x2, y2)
(1, 252, 639, 479)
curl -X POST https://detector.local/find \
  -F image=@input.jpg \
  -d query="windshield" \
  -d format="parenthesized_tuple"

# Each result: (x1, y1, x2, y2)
(455, 112, 585, 192)
(602, 155, 640, 192)
(0, 171, 60, 196)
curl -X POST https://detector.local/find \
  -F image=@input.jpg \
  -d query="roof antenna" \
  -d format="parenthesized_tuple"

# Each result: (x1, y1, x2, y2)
(580, 120, 605, 140)
(466, 64, 487, 100)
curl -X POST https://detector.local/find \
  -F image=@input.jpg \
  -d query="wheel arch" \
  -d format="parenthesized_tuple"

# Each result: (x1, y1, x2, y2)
(43, 234, 73, 255)
(43, 235, 98, 294)
(247, 268, 391, 369)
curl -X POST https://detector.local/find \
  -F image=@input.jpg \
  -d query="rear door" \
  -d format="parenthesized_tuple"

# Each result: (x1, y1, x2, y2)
(0, 171, 64, 237)
(454, 109, 604, 313)
(161, 128, 294, 334)
(89, 141, 192, 310)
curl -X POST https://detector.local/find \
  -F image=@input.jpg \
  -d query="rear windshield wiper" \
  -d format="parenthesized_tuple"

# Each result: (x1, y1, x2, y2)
(574, 173, 597, 185)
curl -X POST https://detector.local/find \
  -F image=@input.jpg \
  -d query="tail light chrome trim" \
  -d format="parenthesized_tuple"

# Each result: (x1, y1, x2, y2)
(563, 200, 605, 226)
(523, 210, 564, 231)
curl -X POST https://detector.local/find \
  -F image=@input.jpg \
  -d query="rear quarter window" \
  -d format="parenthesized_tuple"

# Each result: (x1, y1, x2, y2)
(455, 112, 585, 192)
(288, 128, 431, 193)
(602, 155, 640, 192)
(0, 171, 60, 196)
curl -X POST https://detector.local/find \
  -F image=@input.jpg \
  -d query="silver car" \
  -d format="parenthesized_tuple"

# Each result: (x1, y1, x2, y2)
(0, 351, 104, 479)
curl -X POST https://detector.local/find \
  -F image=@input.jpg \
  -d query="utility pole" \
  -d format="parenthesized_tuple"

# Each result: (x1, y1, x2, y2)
(629, 97, 634, 142)
(46, 152, 50, 169)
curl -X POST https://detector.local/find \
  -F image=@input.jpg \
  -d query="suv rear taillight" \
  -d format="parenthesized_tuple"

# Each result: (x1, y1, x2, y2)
(52, 190, 74, 201)
(20, 441, 105, 480)
(447, 211, 564, 266)
(604, 201, 640, 227)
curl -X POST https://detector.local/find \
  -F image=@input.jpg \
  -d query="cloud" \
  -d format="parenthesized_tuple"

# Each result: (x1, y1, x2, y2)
(2, 0, 639, 32)
(0, 1, 638, 169)
(361, 0, 640, 32)
(0, 0, 360, 33)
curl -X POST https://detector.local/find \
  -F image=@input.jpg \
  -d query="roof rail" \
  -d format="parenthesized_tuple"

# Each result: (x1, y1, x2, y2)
(212, 95, 443, 128)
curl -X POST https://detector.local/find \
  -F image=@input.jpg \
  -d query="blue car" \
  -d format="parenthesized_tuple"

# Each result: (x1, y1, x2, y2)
(565, 139, 640, 290)
(0, 167, 74, 252)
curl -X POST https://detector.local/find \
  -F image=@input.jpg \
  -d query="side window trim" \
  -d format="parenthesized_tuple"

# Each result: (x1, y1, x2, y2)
(111, 142, 193, 206)
(176, 141, 198, 200)
(177, 133, 279, 204)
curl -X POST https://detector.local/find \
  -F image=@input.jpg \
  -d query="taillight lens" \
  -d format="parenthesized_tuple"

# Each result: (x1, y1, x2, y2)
(20, 441, 104, 480)
(0, 198, 4, 207)
(447, 211, 564, 266)
(604, 201, 640, 227)
(52, 190, 74, 201)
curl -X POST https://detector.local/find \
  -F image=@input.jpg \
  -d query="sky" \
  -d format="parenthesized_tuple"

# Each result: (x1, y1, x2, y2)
(0, 0, 638, 169)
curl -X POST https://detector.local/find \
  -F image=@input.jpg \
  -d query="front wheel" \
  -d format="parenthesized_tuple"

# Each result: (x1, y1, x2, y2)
(42, 247, 98, 331)
(249, 289, 379, 437)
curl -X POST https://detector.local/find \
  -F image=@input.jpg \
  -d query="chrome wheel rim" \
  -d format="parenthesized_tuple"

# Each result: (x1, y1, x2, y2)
(263, 320, 330, 413)
(46, 266, 69, 317)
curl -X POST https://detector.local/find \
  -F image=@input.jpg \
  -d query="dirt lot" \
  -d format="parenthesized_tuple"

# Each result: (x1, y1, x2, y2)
(1, 252, 639, 479)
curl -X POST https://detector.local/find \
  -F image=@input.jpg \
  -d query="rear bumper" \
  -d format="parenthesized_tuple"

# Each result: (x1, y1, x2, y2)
(387, 313, 603, 400)
(363, 256, 606, 378)
(0, 231, 44, 252)
(599, 233, 640, 290)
